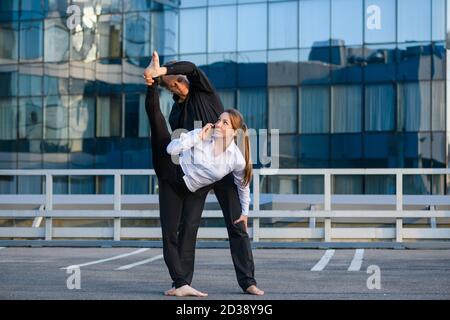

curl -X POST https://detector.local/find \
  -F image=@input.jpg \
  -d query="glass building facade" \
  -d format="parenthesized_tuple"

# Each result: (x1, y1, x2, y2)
(0, 0, 449, 196)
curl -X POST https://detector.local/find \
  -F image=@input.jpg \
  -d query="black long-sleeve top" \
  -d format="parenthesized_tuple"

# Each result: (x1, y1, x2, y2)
(162, 61, 224, 131)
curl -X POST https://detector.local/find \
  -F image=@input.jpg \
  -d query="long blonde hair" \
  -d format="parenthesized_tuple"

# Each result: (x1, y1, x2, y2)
(225, 109, 252, 187)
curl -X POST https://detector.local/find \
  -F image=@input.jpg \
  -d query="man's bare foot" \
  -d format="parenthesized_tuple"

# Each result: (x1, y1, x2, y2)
(246, 285, 265, 296)
(169, 285, 208, 297)
(164, 287, 176, 296)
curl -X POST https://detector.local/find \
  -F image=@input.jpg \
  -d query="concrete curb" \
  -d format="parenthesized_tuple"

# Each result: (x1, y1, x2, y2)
(1, 240, 450, 249)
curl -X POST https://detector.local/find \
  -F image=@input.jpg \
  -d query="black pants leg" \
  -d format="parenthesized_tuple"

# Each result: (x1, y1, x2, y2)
(145, 85, 191, 288)
(177, 187, 210, 285)
(213, 173, 257, 292)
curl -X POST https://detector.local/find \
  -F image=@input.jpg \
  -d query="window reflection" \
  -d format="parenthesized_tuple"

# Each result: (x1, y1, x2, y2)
(398, 81, 431, 132)
(238, 3, 267, 51)
(298, 135, 330, 168)
(268, 1, 297, 49)
(20, 20, 43, 62)
(364, 44, 396, 83)
(42, 139, 69, 169)
(0, 65, 18, 97)
(299, 0, 330, 48)
(208, 5, 236, 53)
(365, 84, 395, 131)
(398, 0, 431, 43)
(44, 18, 69, 62)
(124, 12, 150, 58)
(96, 95, 122, 137)
(97, 14, 122, 59)
(207, 53, 237, 88)
(299, 47, 330, 84)
(331, 46, 364, 83)
(44, 62, 69, 96)
(331, 85, 362, 133)
(44, 95, 69, 140)
(69, 95, 95, 139)
(397, 43, 431, 81)
(237, 87, 267, 130)
(0, 22, 18, 64)
(364, 0, 396, 44)
(0, 98, 17, 140)
(331, 0, 363, 46)
(180, 8, 206, 54)
(268, 87, 297, 134)
(18, 63, 43, 96)
(299, 86, 330, 134)
(18, 97, 43, 139)
(237, 51, 267, 87)
(268, 49, 298, 86)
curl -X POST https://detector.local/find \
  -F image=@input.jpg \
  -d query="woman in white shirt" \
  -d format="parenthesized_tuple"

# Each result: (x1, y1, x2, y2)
(145, 82, 264, 297)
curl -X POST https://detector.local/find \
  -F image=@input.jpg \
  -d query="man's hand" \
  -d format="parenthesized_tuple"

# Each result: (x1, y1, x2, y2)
(198, 123, 214, 140)
(143, 51, 161, 86)
(233, 215, 248, 232)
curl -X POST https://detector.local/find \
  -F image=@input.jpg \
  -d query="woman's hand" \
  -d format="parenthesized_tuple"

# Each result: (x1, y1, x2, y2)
(198, 123, 214, 140)
(233, 214, 248, 232)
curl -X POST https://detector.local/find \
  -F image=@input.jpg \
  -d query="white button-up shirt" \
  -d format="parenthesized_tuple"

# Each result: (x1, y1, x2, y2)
(166, 128, 250, 216)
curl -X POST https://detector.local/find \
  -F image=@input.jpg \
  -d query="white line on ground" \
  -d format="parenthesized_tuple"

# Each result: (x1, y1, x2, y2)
(116, 254, 164, 270)
(311, 249, 335, 271)
(348, 249, 365, 272)
(61, 248, 150, 270)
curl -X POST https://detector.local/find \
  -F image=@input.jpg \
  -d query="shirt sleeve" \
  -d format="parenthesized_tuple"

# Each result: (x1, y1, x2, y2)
(232, 158, 250, 216)
(164, 61, 215, 94)
(166, 128, 202, 155)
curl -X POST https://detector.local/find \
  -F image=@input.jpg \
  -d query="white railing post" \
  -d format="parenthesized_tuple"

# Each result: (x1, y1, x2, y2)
(114, 174, 121, 241)
(45, 174, 53, 240)
(396, 172, 403, 242)
(252, 171, 260, 242)
(324, 172, 332, 242)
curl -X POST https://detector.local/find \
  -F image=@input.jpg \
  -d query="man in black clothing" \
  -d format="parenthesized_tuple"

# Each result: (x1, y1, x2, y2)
(143, 51, 264, 296)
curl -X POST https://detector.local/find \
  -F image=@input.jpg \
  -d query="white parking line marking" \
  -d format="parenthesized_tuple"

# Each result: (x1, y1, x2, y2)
(348, 249, 364, 272)
(116, 254, 164, 270)
(311, 249, 335, 271)
(61, 248, 150, 270)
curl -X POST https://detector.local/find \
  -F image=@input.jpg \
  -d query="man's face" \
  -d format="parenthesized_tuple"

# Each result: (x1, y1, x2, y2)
(161, 75, 189, 97)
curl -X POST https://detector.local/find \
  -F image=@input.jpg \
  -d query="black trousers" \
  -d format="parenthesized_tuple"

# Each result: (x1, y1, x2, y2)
(146, 85, 257, 291)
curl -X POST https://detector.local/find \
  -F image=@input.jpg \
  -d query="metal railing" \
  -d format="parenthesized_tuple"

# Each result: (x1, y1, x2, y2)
(0, 168, 449, 243)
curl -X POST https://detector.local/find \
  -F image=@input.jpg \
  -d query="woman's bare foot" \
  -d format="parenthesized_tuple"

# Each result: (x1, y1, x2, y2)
(164, 287, 176, 296)
(246, 285, 265, 296)
(167, 285, 208, 297)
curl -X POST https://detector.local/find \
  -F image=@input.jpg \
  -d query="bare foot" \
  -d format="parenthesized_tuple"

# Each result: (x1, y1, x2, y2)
(171, 285, 208, 297)
(144, 51, 160, 79)
(164, 287, 176, 296)
(246, 285, 265, 296)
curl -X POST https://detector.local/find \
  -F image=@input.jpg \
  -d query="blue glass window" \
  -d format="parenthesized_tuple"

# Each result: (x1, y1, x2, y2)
(238, 3, 267, 51)
(268, 49, 298, 86)
(17, 139, 42, 169)
(125, 94, 149, 138)
(207, 53, 238, 88)
(97, 14, 122, 59)
(299, 0, 330, 48)
(124, 12, 150, 58)
(19, 64, 43, 96)
(151, 9, 178, 56)
(42, 140, 69, 169)
(121, 138, 151, 169)
(0, 140, 16, 170)
(237, 87, 267, 131)
(95, 138, 121, 169)
(208, 6, 237, 53)
(180, 8, 206, 54)
(18, 97, 43, 139)
(364, 0, 396, 44)
(269, 1, 298, 49)
(0, 0, 19, 22)
(331, 0, 363, 46)
(431, 81, 445, 131)
(299, 47, 330, 84)
(331, 85, 362, 133)
(298, 135, 330, 168)
(69, 138, 95, 169)
(19, 20, 43, 62)
(364, 44, 397, 83)
(365, 84, 395, 131)
(20, 0, 45, 20)
(69, 95, 95, 139)
(432, 42, 445, 80)
(398, 0, 431, 43)
(44, 19, 69, 62)
(331, 134, 363, 167)
(0, 65, 17, 97)
(237, 51, 267, 87)
(299, 86, 330, 134)
(331, 46, 364, 83)
(44, 95, 69, 140)
(398, 81, 431, 132)
(268, 87, 297, 134)
(397, 43, 431, 81)
(44, 62, 69, 96)
(403, 132, 431, 168)
(0, 98, 17, 140)
(363, 133, 400, 168)
(96, 95, 122, 137)
(431, 133, 446, 168)
(0, 22, 18, 64)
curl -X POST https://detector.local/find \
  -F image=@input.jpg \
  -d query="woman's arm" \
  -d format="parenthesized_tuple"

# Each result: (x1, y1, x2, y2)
(232, 164, 250, 216)
(166, 128, 202, 155)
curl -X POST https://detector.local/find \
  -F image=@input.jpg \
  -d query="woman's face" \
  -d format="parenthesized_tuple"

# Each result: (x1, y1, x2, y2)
(213, 112, 235, 139)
